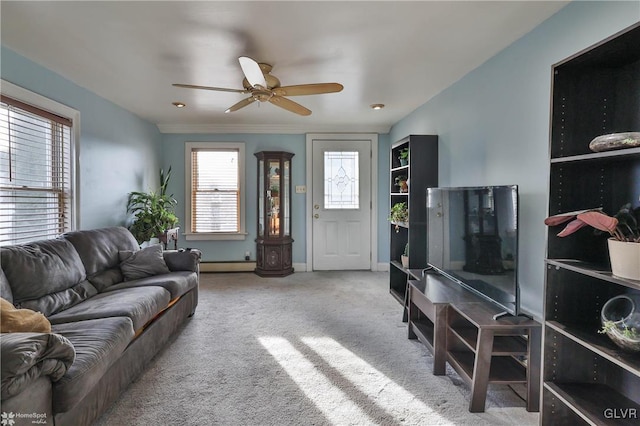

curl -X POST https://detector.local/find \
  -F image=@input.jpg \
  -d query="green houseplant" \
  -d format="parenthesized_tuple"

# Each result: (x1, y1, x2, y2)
(401, 243, 409, 268)
(398, 148, 409, 166)
(127, 167, 179, 244)
(388, 202, 408, 233)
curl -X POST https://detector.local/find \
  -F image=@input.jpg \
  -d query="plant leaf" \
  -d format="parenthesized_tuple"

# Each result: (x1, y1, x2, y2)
(576, 211, 618, 234)
(557, 218, 588, 237)
(545, 208, 602, 226)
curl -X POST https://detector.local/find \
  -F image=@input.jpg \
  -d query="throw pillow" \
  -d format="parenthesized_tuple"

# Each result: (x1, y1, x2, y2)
(119, 244, 171, 281)
(0, 297, 51, 333)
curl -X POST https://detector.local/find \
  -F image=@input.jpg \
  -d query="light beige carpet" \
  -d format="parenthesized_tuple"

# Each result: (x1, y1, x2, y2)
(95, 271, 538, 426)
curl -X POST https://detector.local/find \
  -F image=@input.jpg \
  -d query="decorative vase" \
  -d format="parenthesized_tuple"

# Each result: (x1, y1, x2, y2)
(601, 294, 640, 352)
(589, 132, 640, 152)
(399, 158, 408, 166)
(608, 238, 640, 281)
(401, 255, 409, 268)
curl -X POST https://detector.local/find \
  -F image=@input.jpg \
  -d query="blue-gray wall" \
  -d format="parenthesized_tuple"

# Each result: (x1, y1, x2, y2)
(389, 1, 639, 317)
(2, 1, 637, 316)
(1, 47, 162, 229)
(161, 133, 391, 264)
(161, 134, 306, 262)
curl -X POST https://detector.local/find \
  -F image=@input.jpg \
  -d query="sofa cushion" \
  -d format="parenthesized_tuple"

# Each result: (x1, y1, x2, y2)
(47, 286, 171, 331)
(163, 249, 202, 272)
(0, 267, 13, 304)
(63, 227, 139, 291)
(51, 317, 135, 413)
(105, 271, 198, 299)
(119, 244, 170, 280)
(0, 238, 96, 316)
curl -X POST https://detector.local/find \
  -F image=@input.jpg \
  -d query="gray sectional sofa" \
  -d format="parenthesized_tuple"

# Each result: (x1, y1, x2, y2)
(0, 227, 200, 425)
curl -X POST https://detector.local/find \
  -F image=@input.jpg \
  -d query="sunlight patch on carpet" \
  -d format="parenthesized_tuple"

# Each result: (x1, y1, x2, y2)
(303, 336, 453, 425)
(258, 336, 376, 425)
(259, 336, 455, 425)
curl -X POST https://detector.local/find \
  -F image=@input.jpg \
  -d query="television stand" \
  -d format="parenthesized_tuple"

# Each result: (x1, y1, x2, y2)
(407, 274, 540, 412)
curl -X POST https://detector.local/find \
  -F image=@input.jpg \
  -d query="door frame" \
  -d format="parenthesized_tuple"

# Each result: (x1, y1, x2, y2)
(305, 133, 379, 271)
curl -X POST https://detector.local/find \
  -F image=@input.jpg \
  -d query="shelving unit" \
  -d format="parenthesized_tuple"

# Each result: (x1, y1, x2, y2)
(446, 302, 540, 413)
(407, 274, 541, 412)
(541, 23, 640, 425)
(389, 135, 438, 305)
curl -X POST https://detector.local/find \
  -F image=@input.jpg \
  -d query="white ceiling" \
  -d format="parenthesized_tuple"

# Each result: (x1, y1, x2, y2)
(1, 1, 568, 134)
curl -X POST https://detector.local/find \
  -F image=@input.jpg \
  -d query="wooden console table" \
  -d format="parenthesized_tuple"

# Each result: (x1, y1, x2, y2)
(407, 273, 541, 412)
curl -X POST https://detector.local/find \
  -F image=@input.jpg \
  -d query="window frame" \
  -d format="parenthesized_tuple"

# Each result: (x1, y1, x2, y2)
(184, 141, 247, 241)
(0, 80, 80, 243)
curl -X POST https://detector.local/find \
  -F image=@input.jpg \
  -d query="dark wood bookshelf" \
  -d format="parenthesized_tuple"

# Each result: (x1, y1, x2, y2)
(388, 134, 438, 310)
(544, 383, 640, 426)
(541, 22, 640, 425)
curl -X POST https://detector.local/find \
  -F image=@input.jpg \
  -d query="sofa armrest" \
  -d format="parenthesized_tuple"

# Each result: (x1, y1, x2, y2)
(163, 249, 202, 273)
(1, 332, 75, 400)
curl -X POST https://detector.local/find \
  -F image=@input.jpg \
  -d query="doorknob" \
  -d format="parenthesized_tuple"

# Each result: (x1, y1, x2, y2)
(314, 214, 319, 219)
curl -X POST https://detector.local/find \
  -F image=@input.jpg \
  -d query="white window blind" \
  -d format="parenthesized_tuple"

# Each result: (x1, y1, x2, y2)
(0, 95, 73, 246)
(191, 148, 240, 233)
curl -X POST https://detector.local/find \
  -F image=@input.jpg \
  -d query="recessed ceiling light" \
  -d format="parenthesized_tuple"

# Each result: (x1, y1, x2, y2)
(172, 102, 186, 108)
(370, 104, 385, 110)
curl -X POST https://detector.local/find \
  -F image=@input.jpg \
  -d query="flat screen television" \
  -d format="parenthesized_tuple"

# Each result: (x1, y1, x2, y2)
(426, 185, 520, 316)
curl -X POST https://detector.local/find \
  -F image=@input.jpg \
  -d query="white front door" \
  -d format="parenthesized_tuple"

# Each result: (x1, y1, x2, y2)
(309, 136, 373, 270)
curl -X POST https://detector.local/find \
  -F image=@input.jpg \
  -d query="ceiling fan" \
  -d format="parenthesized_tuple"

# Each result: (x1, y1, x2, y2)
(173, 57, 343, 116)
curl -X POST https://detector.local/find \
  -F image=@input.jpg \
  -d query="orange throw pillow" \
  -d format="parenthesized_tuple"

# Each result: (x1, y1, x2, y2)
(1, 297, 51, 333)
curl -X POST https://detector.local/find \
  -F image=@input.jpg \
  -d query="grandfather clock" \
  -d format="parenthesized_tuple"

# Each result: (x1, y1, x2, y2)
(255, 151, 294, 276)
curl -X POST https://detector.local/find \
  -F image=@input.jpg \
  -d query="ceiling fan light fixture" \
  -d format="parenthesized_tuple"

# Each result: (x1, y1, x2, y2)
(370, 104, 385, 110)
(172, 101, 186, 108)
(173, 56, 344, 116)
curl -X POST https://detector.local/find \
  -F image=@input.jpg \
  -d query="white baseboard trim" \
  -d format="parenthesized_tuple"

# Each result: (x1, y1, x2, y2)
(200, 262, 309, 273)
(200, 261, 256, 272)
(291, 263, 388, 272)
(292, 263, 307, 272)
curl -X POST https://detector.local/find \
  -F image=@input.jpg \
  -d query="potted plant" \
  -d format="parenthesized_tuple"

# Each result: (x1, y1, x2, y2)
(401, 243, 409, 268)
(388, 202, 408, 233)
(545, 203, 640, 280)
(398, 147, 409, 166)
(394, 175, 408, 193)
(127, 166, 179, 245)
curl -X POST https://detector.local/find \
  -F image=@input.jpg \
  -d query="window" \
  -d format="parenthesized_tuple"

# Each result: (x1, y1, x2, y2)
(0, 87, 77, 246)
(323, 151, 360, 209)
(185, 142, 246, 240)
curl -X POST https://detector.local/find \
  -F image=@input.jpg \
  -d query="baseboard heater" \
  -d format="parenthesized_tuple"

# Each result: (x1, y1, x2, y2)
(200, 261, 256, 273)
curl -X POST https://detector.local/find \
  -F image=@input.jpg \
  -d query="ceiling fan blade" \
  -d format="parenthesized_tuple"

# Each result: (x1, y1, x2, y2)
(225, 96, 256, 113)
(269, 96, 311, 116)
(238, 56, 267, 89)
(272, 83, 344, 97)
(173, 83, 247, 94)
